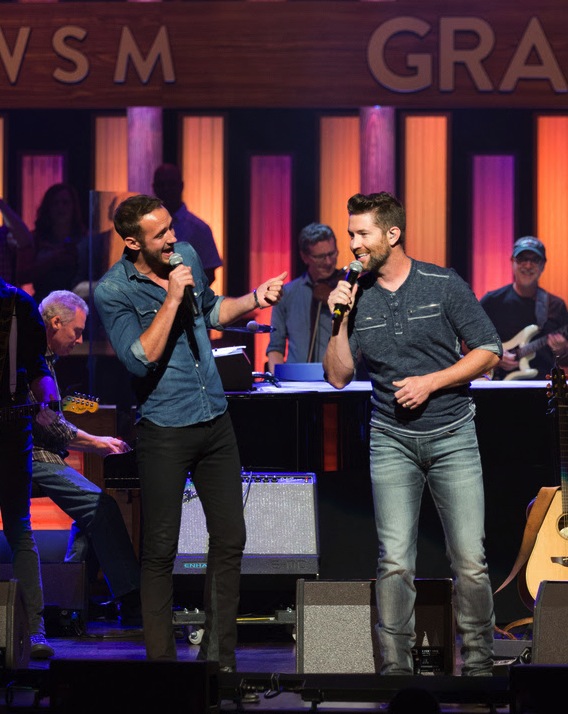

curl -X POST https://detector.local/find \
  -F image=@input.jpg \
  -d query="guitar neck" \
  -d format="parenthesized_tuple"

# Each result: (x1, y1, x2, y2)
(517, 324, 568, 360)
(0, 399, 61, 423)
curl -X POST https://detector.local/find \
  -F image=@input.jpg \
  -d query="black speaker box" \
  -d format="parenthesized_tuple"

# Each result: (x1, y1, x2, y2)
(295, 578, 454, 675)
(533, 580, 568, 664)
(0, 563, 87, 613)
(49, 659, 220, 712)
(175, 472, 319, 575)
(0, 580, 30, 670)
(509, 663, 568, 713)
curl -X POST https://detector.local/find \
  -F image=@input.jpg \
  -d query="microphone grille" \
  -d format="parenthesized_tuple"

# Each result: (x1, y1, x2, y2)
(169, 252, 183, 267)
(246, 320, 260, 332)
(349, 260, 364, 274)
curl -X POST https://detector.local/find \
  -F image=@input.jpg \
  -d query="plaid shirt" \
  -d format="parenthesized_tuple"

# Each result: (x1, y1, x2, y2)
(29, 351, 78, 465)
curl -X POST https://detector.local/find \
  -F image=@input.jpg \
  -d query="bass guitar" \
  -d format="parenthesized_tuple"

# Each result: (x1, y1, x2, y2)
(0, 393, 99, 423)
(503, 324, 568, 380)
(523, 365, 568, 602)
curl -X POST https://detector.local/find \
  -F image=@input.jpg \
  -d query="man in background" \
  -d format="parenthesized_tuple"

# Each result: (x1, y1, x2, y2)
(152, 163, 222, 285)
(267, 222, 343, 374)
(480, 236, 568, 380)
(33, 290, 141, 626)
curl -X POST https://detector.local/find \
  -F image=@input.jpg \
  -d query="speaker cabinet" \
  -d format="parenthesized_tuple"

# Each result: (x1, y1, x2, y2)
(49, 659, 219, 712)
(0, 580, 29, 670)
(295, 578, 454, 675)
(175, 472, 319, 575)
(0, 563, 87, 613)
(533, 580, 568, 664)
(509, 663, 567, 713)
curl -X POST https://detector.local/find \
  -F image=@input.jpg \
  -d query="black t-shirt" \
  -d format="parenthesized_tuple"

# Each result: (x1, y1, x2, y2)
(480, 283, 568, 379)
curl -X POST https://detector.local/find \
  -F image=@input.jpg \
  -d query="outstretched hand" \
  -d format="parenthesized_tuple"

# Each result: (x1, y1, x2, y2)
(255, 271, 288, 308)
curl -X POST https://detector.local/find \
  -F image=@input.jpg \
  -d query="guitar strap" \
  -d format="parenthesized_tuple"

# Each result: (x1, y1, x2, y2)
(535, 288, 549, 330)
(493, 485, 559, 597)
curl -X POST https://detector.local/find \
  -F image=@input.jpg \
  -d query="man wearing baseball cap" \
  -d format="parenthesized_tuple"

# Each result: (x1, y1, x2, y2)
(480, 236, 568, 380)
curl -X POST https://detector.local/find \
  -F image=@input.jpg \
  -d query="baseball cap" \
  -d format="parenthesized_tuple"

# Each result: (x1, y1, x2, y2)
(512, 236, 546, 261)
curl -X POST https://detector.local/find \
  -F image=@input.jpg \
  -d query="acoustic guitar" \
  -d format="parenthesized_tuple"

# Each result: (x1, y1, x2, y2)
(0, 393, 99, 423)
(523, 366, 568, 602)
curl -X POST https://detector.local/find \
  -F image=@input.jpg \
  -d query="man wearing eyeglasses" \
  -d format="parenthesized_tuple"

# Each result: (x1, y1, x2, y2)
(480, 236, 568, 380)
(267, 223, 342, 374)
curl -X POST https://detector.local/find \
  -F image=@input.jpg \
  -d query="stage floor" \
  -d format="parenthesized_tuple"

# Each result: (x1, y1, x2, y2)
(0, 618, 530, 713)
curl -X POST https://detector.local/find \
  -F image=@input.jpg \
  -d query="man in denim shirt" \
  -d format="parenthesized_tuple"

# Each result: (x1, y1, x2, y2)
(94, 194, 286, 669)
(323, 192, 502, 677)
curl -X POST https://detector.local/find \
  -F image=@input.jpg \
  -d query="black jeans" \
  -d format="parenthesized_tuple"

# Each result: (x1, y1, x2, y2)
(0, 423, 46, 635)
(136, 411, 246, 666)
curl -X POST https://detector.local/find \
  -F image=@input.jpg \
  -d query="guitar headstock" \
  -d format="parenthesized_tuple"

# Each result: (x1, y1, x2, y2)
(62, 393, 100, 415)
(547, 364, 568, 405)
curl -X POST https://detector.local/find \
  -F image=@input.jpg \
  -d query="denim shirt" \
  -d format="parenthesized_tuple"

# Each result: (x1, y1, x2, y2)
(266, 271, 335, 364)
(93, 242, 227, 427)
(348, 259, 503, 436)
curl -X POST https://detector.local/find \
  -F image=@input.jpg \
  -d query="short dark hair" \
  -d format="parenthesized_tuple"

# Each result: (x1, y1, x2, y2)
(298, 222, 336, 253)
(113, 194, 164, 240)
(347, 192, 406, 248)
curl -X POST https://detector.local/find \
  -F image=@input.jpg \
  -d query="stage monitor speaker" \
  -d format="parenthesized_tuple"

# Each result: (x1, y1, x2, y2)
(533, 580, 568, 664)
(295, 578, 454, 675)
(0, 563, 87, 614)
(509, 663, 567, 713)
(49, 659, 219, 712)
(175, 472, 319, 576)
(0, 580, 29, 670)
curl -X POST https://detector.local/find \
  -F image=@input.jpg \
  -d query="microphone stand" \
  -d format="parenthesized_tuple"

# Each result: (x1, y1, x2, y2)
(307, 301, 322, 363)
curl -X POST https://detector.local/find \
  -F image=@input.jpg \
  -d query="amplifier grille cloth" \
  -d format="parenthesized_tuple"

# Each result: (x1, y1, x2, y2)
(177, 472, 318, 556)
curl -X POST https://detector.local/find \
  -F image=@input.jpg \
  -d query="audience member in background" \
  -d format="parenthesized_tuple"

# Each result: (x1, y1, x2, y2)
(323, 192, 500, 677)
(266, 222, 343, 374)
(480, 236, 568, 380)
(33, 290, 141, 626)
(94, 194, 286, 667)
(19, 183, 87, 305)
(152, 163, 222, 285)
(0, 197, 35, 286)
(0, 277, 58, 659)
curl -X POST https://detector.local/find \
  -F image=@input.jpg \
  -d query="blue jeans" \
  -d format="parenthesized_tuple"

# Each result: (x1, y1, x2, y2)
(136, 411, 246, 666)
(0, 424, 46, 636)
(370, 420, 494, 676)
(32, 461, 140, 599)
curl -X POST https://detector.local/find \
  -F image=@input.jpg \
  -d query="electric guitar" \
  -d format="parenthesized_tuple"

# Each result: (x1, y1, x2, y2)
(502, 324, 568, 380)
(0, 393, 99, 423)
(523, 366, 568, 602)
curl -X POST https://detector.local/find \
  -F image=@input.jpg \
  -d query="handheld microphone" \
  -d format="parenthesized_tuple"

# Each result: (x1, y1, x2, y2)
(169, 252, 199, 317)
(332, 260, 363, 321)
(223, 321, 275, 334)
